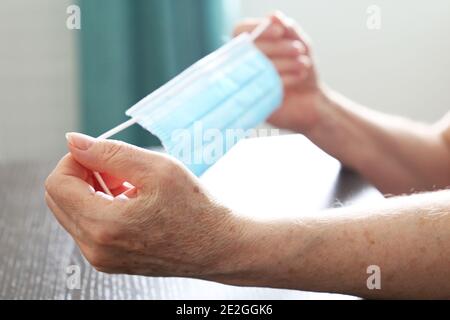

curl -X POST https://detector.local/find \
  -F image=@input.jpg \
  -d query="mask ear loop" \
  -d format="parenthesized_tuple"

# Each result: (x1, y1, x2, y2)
(91, 19, 272, 196)
(91, 118, 137, 196)
(249, 18, 271, 41)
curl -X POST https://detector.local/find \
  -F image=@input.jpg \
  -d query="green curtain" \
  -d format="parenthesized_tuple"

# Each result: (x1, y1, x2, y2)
(79, 0, 239, 146)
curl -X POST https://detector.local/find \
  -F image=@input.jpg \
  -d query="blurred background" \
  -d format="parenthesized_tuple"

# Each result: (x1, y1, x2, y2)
(0, 0, 449, 164)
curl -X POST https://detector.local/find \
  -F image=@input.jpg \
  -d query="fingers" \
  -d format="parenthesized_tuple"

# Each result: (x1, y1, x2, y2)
(233, 18, 284, 39)
(92, 172, 135, 197)
(271, 11, 312, 53)
(272, 54, 312, 88)
(271, 56, 304, 73)
(111, 183, 136, 198)
(52, 153, 91, 182)
(45, 154, 99, 213)
(66, 132, 160, 188)
(99, 172, 125, 190)
(282, 73, 304, 88)
(233, 11, 312, 56)
(233, 16, 304, 56)
(256, 39, 305, 57)
(234, 12, 315, 90)
(256, 38, 311, 87)
(45, 191, 78, 236)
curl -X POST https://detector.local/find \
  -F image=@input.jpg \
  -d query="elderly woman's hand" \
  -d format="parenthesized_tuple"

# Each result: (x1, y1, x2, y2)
(234, 11, 328, 133)
(45, 133, 250, 277)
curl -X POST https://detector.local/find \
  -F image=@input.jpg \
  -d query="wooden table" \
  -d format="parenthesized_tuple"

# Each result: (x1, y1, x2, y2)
(0, 134, 383, 299)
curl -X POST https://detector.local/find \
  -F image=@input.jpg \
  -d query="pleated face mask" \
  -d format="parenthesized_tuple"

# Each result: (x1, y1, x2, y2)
(127, 33, 282, 175)
(93, 23, 283, 195)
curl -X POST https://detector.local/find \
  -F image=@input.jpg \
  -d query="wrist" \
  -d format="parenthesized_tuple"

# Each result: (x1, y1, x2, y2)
(205, 215, 307, 289)
(304, 85, 377, 173)
(289, 83, 337, 136)
(301, 83, 337, 135)
(202, 212, 271, 286)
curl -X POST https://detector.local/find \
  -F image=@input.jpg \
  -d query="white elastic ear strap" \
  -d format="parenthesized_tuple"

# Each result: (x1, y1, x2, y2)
(92, 118, 138, 196)
(93, 19, 271, 196)
(249, 18, 271, 41)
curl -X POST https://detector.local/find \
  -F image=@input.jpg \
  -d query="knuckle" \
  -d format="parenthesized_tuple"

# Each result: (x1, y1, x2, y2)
(299, 55, 311, 67)
(45, 175, 73, 206)
(44, 192, 55, 211)
(45, 173, 56, 195)
(99, 141, 126, 164)
(55, 179, 77, 207)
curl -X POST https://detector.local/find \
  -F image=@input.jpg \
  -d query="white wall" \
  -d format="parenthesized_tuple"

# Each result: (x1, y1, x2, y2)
(240, 0, 450, 122)
(0, 0, 78, 163)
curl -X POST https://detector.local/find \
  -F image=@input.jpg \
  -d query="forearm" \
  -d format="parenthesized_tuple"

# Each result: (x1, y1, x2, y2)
(305, 86, 450, 195)
(215, 189, 450, 299)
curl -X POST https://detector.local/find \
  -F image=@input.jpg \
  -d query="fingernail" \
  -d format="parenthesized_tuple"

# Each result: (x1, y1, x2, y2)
(271, 24, 284, 37)
(292, 40, 303, 51)
(66, 132, 96, 151)
(298, 55, 311, 67)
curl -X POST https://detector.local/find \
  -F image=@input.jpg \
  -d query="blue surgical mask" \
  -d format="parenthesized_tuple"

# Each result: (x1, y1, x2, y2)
(125, 33, 283, 175)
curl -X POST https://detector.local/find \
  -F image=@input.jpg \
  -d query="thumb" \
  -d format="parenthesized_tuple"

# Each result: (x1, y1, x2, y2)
(271, 11, 311, 50)
(65, 132, 156, 188)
